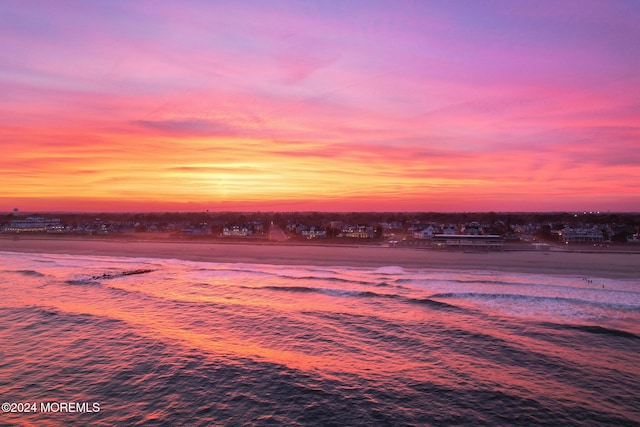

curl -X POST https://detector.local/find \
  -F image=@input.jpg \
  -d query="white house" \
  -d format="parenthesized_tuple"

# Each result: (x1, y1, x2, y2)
(559, 226, 604, 243)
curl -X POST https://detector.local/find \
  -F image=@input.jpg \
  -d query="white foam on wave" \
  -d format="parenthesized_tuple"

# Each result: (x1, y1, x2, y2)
(372, 266, 406, 275)
(451, 291, 640, 326)
(3, 251, 638, 330)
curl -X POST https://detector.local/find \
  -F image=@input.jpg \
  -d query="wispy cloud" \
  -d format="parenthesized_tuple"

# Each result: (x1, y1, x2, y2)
(131, 119, 238, 136)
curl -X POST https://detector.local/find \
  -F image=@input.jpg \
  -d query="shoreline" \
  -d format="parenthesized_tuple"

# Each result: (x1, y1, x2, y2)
(1, 237, 639, 279)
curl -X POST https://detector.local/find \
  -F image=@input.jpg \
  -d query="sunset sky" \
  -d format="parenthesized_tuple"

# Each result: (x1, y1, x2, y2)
(2, 1, 639, 212)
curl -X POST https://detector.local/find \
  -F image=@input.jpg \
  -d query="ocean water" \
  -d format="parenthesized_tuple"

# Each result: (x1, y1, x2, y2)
(0, 251, 639, 426)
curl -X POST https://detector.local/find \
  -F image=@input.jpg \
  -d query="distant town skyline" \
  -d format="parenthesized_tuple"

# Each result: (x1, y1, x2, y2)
(2, 1, 639, 212)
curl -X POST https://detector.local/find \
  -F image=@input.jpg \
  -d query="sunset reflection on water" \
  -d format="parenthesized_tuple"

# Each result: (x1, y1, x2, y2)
(1, 252, 638, 425)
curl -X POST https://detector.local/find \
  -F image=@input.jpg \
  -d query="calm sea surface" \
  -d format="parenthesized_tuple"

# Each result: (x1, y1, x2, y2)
(1, 251, 639, 426)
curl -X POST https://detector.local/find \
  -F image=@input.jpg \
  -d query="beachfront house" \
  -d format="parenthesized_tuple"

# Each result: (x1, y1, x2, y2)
(300, 225, 327, 239)
(222, 222, 265, 237)
(2, 217, 65, 233)
(182, 223, 211, 235)
(442, 225, 457, 235)
(432, 234, 503, 250)
(413, 225, 438, 239)
(222, 225, 252, 236)
(339, 224, 375, 239)
(558, 226, 604, 243)
(462, 222, 483, 235)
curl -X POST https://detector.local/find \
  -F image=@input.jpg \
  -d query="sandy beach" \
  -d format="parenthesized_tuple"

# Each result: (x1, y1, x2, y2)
(1, 237, 638, 279)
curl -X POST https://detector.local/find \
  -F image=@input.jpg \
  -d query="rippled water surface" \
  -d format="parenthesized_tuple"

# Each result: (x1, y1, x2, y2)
(1, 251, 639, 426)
